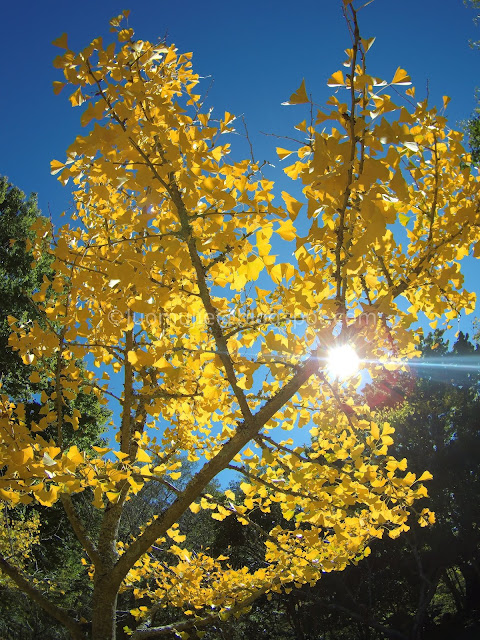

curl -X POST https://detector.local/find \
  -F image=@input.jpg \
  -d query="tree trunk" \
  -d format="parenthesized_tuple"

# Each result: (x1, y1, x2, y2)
(442, 568, 464, 614)
(461, 561, 480, 613)
(91, 575, 118, 640)
(91, 496, 127, 640)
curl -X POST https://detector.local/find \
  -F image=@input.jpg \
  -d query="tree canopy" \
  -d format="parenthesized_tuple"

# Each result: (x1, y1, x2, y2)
(1, 2, 480, 639)
(0, 177, 51, 399)
(465, 0, 480, 163)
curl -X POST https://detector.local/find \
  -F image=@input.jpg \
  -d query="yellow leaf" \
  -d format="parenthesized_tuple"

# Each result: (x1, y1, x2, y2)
(256, 230, 271, 257)
(327, 70, 345, 87)
(35, 485, 59, 507)
(66, 445, 84, 465)
(0, 489, 21, 505)
(92, 486, 104, 509)
(113, 451, 129, 461)
(246, 257, 264, 281)
(382, 423, 395, 436)
(69, 87, 85, 107)
(240, 482, 253, 495)
(211, 146, 224, 162)
(361, 37, 376, 52)
(417, 471, 433, 482)
(287, 79, 309, 104)
(80, 103, 96, 127)
(277, 147, 294, 160)
(164, 48, 176, 65)
(11, 446, 34, 466)
(118, 28, 134, 42)
(223, 111, 235, 125)
(236, 375, 252, 390)
(53, 81, 66, 95)
(391, 67, 411, 85)
(276, 219, 296, 241)
(110, 14, 123, 27)
(136, 448, 152, 463)
(281, 191, 303, 219)
(189, 502, 201, 513)
(371, 423, 380, 440)
(92, 446, 112, 455)
(269, 263, 283, 284)
(50, 160, 65, 176)
(52, 33, 68, 49)
(364, 274, 377, 289)
(203, 176, 216, 191)
(127, 351, 138, 365)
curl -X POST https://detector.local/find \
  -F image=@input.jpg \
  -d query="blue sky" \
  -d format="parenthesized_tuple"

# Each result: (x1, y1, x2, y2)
(1, 0, 479, 335)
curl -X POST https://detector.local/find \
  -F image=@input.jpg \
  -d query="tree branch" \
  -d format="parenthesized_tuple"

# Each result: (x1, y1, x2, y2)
(109, 351, 322, 591)
(131, 585, 271, 639)
(227, 463, 313, 499)
(60, 494, 102, 566)
(0, 552, 86, 640)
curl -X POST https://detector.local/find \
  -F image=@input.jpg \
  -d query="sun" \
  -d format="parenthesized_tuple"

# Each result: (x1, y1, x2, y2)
(327, 344, 360, 379)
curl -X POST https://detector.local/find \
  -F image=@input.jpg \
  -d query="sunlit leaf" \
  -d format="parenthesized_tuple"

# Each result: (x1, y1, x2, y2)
(391, 67, 411, 85)
(287, 79, 309, 104)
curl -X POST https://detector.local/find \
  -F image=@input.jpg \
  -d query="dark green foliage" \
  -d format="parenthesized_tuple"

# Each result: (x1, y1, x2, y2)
(466, 2, 480, 163)
(0, 176, 108, 639)
(466, 112, 480, 163)
(0, 176, 51, 398)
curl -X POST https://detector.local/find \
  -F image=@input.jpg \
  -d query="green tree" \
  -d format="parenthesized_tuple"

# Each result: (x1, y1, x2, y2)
(466, 115, 480, 163)
(0, 177, 109, 639)
(0, 177, 51, 398)
(465, 0, 480, 162)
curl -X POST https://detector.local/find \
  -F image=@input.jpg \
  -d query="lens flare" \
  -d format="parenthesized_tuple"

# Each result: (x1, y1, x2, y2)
(327, 344, 360, 379)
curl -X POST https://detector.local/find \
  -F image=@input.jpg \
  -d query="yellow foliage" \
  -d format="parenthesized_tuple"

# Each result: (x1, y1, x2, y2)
(0, 503, 40, 588)
(0, 3, 478, 637)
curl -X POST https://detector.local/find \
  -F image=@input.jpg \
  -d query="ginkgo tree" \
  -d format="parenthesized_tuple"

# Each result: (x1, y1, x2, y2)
(1, 1, 479, 639)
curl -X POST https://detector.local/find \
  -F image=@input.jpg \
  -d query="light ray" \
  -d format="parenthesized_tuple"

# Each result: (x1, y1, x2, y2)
(327, 345, 360, 379)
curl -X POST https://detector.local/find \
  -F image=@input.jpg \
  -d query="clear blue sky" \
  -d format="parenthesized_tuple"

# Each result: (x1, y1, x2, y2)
(1, 0, 479, 333)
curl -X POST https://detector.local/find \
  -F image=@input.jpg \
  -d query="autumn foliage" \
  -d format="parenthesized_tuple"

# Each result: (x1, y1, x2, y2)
(1, 2, 479, 639)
